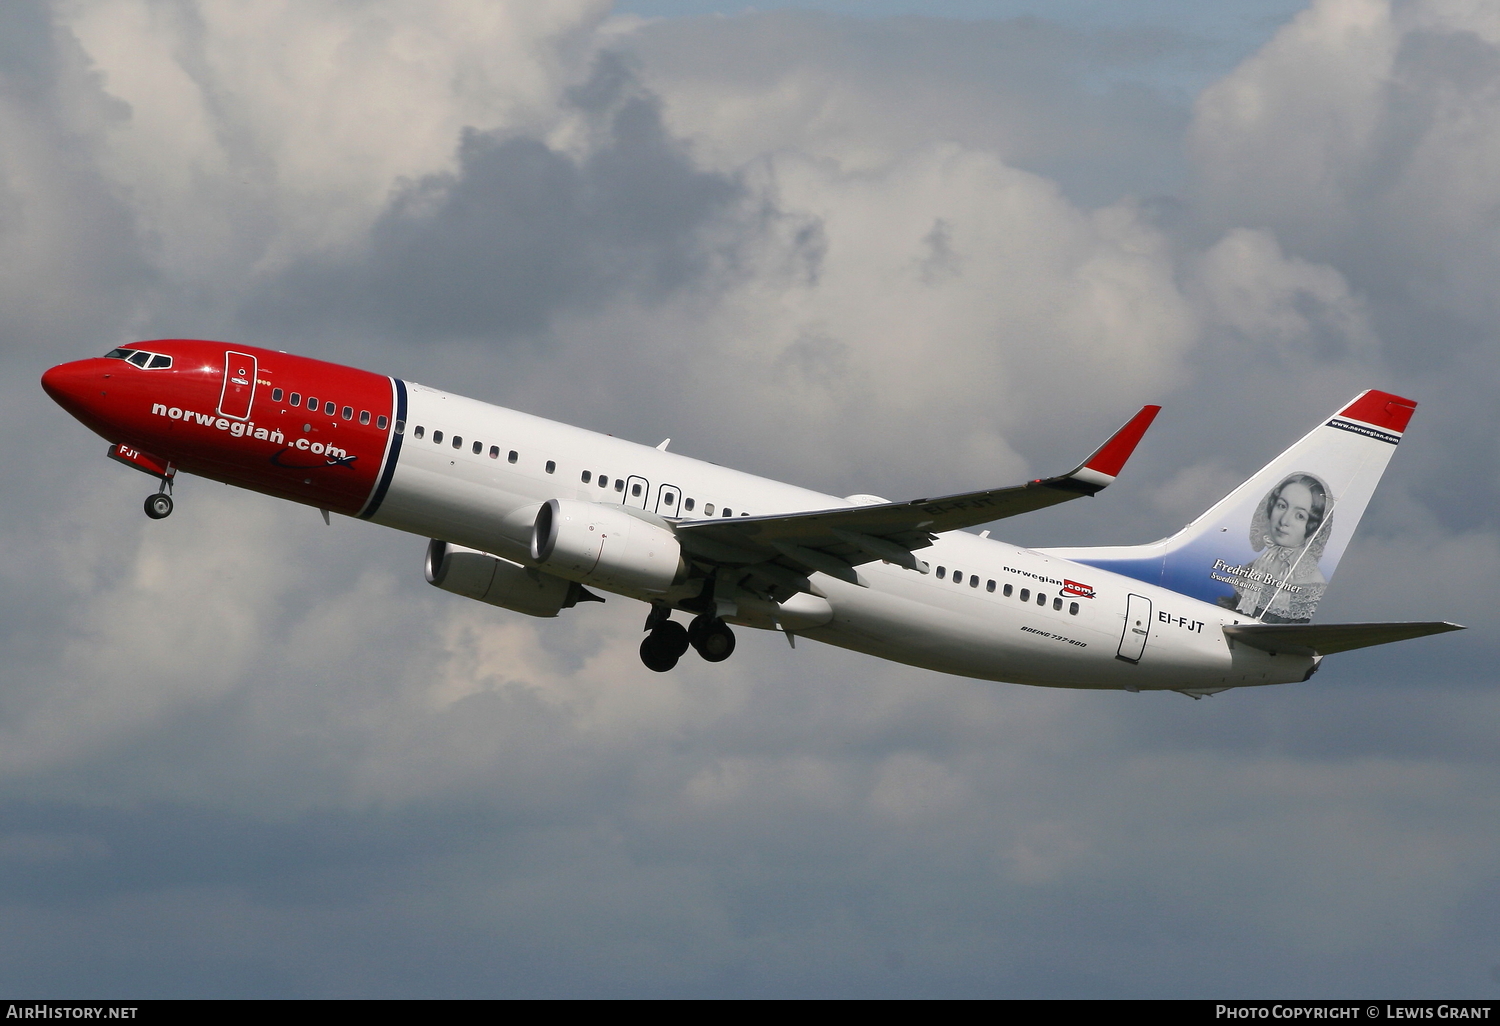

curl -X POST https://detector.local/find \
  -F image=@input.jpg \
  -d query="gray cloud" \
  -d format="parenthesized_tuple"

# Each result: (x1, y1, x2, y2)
(254, 53, 738, 345)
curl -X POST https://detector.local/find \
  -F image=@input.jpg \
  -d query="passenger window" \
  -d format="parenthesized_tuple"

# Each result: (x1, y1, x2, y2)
(290, 392, 301, 406)
(664, 492, 675, 504)
(987, 580, 996, 593)
(1053, 597, 1063, 610)
(360, 411, 370, 425)
(488, 446, 498, 459)
(148, 354, 172, 369)
(582, 471, 592, 483)
(617, 480, 626, 493)
(433, 430, 443, 444)
(1019, 589, 1029, 602)
(953, 572, 963, 585)
(342, 406, 353, 420)
(325, 401, 335, 416)
(452, 436, 462, 449)
(740, 512, 748, 516)
(413, 425, 424, 439)
(1037, 593, 1046, 606)
(272, 389, 284, 402)
(722, 507, 731, 516)
(1003, 584, 1013, 597)
(508, 451, 517, 463)
(472, 441, 481, 454)
(307, 396, 317, 409)
(684, 498, 695, 511)
(936, 567, 946, 579)
(545, 461, 555, 474)
(1069, 602, 1079, 615)
(704, 504, 714, 515)
(599, 476, 608, 487)
(632, 483, 642, 497)
(971, 576, 980, 588)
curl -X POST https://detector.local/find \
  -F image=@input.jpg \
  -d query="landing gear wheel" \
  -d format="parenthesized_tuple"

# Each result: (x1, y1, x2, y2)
(655, 620, 690, 658)
(640, 621, 690, 672)
(688, 615, 736, 663)
(144, 493, 174, 519)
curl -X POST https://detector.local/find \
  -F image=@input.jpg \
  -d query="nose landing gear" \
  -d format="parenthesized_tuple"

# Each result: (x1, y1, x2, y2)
(143, 474, 174, 520)
(144, 492, 174, 519)
(108, 446, 176, 519)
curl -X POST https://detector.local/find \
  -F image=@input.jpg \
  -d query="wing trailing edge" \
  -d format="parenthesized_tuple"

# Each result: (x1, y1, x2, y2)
(674, 405, 1160, 591)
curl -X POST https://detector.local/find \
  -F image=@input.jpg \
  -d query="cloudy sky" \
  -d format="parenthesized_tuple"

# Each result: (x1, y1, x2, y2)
(3, 0, 1497, 997)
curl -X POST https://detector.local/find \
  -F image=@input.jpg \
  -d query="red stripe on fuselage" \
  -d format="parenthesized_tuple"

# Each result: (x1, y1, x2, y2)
(43, 339, 394, 515)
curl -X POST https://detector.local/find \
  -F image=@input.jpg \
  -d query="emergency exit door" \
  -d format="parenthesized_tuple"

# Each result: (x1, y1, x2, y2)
(1117, 594, 1152, 663)
(656, 483, 682, 517)
(625, 475, 649, 510)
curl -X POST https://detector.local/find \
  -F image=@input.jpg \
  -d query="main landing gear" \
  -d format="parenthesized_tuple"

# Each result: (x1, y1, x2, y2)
(640, 620, 689, 672)
(639, 605, 737, 672)
(688, 613, 736, 662)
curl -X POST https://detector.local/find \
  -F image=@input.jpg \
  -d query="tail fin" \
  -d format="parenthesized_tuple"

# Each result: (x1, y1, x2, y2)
(1043, 391, 1416, 624)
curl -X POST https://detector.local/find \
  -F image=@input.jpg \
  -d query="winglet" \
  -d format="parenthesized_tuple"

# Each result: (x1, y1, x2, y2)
(1067, 405, 1161, 489)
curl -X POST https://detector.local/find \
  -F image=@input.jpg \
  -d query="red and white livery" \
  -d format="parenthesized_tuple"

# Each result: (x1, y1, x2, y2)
(42, 339, 1461, 694)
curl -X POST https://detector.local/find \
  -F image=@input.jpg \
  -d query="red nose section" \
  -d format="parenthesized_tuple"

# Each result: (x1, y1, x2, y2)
(41, 360, 105, 419)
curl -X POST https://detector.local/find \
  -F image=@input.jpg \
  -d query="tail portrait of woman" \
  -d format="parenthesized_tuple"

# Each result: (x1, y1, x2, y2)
(1218, 472, 1334, 624)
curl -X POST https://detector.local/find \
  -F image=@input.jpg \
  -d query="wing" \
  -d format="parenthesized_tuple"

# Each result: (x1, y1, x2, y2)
(675, 405, 1161, 594)
(1223, 621, 1465, 657)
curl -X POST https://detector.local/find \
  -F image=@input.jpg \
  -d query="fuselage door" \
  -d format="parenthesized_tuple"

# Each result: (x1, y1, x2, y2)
(217, 351, 258, 420)
(1117, 593, 1152, 663)
(656, 483, 682, 517)
(625, 475, 650, 510)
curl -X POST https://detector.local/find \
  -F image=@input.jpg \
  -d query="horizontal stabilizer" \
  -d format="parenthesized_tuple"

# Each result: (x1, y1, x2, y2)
(1223, 621, 1464, 657)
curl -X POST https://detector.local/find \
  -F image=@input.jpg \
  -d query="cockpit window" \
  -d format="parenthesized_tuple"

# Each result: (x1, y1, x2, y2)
(103, 347, 172, 369)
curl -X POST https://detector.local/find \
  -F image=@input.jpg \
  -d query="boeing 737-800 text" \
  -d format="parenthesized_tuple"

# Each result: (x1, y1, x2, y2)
(41, 340, 1461, 697)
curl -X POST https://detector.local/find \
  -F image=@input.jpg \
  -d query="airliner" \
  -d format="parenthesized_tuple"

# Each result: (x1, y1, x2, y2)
(41, 340, 1461, 697)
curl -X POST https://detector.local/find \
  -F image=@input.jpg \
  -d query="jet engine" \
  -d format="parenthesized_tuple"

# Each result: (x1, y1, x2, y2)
(530, 498, 685, 595)
(425, 540, 598, 617)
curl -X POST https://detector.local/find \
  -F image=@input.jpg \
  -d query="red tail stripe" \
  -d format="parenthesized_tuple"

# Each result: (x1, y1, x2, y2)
(1338, 390, 1416, 434)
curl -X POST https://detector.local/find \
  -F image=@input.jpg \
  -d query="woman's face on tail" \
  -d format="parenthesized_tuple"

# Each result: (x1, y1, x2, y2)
(1270, 482, 1315, 547)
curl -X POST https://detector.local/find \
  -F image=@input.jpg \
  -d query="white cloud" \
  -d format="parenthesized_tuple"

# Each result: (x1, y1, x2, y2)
(59, 0, 611, 282)
(1191, 0, 1500, 329)
(501, 142, 1199, 491)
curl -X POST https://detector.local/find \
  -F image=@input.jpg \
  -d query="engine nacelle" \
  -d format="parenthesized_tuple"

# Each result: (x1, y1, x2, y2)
(530, 498, 685, 595)
(425, 540, 592, 618)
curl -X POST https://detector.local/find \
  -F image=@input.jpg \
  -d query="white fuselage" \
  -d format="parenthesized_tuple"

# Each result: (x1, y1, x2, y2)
(373, 383, 1314, 691)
